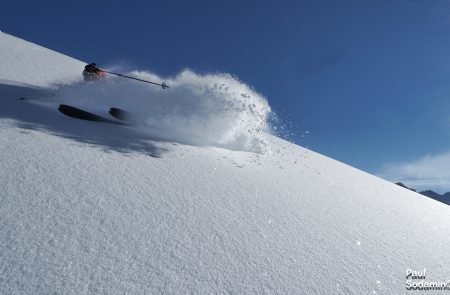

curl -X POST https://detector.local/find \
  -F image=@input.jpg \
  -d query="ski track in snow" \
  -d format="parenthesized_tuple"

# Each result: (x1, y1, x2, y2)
(1, 32, 450, 295)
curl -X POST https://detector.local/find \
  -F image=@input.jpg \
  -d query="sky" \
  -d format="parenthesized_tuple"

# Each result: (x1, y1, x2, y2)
(2, 0, 450, 192)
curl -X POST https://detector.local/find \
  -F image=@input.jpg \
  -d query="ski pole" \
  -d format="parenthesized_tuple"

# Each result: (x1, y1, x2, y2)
(100, 69, 169, 89)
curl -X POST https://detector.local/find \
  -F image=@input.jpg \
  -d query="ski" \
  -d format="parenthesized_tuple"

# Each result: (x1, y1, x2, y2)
(109, 107, 134, 123)
(58, 104, 128, 125)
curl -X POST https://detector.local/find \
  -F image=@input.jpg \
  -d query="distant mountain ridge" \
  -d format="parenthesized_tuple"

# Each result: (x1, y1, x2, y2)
(395, 182, 450, 205)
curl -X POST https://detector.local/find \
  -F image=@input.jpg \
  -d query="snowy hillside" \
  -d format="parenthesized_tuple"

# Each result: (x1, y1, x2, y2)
(1, 32, 450, 294)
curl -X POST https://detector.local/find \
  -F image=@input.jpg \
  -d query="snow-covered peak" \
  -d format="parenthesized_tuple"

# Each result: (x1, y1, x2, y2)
(1, 33, 449, 294)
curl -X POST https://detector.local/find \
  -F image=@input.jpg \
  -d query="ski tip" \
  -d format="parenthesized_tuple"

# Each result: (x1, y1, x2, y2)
(109, 107, 133, 123)
(58, 104, 73, 112)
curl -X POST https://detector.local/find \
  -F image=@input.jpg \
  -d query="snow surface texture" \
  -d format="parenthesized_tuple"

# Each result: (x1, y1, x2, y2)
(0, 33, 83, 88)
(1, 32, 450, 294)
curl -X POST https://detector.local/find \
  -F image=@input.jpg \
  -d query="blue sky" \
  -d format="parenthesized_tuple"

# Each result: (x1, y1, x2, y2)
(3, 0, 450, 191)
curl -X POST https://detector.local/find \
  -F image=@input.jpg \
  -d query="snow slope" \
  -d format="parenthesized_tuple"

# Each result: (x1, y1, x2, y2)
(1, 32, 450, 294)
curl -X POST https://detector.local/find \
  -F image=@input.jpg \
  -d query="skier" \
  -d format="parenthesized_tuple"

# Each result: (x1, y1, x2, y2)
(82, 63, 106, 81)
(81, 63, 168, 88)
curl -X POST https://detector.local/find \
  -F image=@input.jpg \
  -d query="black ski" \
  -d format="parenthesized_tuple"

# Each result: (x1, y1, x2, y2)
(58, 104, 128, 125)
(109, 107, 134, 123)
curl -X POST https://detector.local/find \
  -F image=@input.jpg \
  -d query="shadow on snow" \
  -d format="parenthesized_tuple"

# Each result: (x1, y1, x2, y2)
(0, 83, 168, 158)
